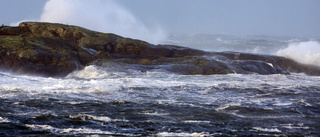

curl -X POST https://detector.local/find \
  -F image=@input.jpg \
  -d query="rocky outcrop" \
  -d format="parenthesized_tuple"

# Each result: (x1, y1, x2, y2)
(1, 22, 320, 77)
(217, 52, 320, 75)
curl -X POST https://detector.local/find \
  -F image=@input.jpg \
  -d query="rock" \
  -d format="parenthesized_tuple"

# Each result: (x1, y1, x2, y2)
(1, 22, 320, 77)
(231, 60, 289, 75)
(138, 59, 152, 65)
(155, 56, 234, 75)
(218, 52, 320, 76)
(94, 51, 110, 60)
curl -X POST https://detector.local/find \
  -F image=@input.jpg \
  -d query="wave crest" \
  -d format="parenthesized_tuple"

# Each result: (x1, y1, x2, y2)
(39, 0, 166, 44)
(275, 41, 320, 66)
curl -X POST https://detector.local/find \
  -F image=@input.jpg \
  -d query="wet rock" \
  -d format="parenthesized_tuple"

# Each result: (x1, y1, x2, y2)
(231, 60, 289, 75)
(153, 56, 234, 75)
(94, 51, 110, 60)
(1, 22, 320, 77)
(218, 52, 320, 76)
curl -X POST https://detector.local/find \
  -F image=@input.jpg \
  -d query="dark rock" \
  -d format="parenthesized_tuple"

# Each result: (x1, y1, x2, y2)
(94, 51, 110, 60)
(218, 52, 320, 76)
(231, 60, 289, 75)
(1, 22, 320, 77)
(157, 56, 234, 75)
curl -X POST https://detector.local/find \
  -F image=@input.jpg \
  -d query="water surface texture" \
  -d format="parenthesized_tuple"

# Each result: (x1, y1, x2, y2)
(1, 36, 319, 136)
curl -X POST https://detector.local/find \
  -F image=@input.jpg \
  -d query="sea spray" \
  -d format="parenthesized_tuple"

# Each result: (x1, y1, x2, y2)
(39, 0, 166, 44)
(276, 41, 320, 66)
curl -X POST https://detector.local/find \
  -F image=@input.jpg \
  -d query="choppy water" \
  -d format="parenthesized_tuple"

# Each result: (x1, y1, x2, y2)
(1, 35, 320, 136)
(1, 66, 320, 136)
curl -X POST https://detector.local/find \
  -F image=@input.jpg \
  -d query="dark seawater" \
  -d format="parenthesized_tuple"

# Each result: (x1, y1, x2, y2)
(1, 35, 320, 136)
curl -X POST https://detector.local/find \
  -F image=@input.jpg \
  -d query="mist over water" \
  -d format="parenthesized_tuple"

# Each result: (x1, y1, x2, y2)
(39, 0, 166, 44)
(164, 34, 320, 67)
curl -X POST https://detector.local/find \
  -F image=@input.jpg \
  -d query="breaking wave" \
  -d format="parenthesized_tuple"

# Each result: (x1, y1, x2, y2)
(41, 0, 166, 44)
(12, 0, 166, 44)
(276, 41, 320, 66)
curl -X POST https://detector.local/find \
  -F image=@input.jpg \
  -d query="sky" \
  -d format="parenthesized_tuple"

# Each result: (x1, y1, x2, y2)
(1, 0, 320, 40)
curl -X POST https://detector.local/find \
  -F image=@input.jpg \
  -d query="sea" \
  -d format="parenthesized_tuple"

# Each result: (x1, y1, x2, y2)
(1, 34, 319, 136)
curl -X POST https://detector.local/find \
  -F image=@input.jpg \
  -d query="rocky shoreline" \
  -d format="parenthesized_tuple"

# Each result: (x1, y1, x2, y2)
(1, 22, 320, 77)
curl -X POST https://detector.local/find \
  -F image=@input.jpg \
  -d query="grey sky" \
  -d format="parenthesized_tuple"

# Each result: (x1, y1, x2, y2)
(1, 0, 320, 38)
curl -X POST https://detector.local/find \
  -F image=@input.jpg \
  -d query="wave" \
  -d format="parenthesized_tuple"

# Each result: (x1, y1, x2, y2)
(11, 0, 166, 44)
(275, 41, 320, 66)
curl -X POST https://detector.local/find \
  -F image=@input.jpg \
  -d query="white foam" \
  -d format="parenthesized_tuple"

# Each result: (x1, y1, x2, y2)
(70, 114, 112, 123)
(1, 70, 319, 109)
(0, 117, 11, 123)
(157, 132, 209, 137)
(215, 103, 241, 111)
(281, 123, 310, 129)
(183, 120, 211, 124)
(25, 124, 114, 135)
(252, 127, 281, 133)
(141, 112, 169, 116)
(273, 102, 292, 106)
(276, 41, 320, 66)
(68, 65, 109, 79)
(266, 62, 274, 67)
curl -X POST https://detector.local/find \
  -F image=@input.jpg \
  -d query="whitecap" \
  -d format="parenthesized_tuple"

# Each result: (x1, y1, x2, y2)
(140, 112, 169, 116)
(182, 120, 211, 124)
(0, 117, 11, 123)
(275, 41, 320, 66)
(157, 132, 210, 137)
(25, 124, 114, 135)
(281, 124, 310, 129)
(215, 103, 241, 111)
(69, 114, 112, 123)
(251, 127, 281, 133)
(273, 101, 293, 106)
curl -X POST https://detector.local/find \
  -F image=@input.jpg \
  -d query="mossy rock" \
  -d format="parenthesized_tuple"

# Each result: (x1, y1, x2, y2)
(18, 49, 38, 61)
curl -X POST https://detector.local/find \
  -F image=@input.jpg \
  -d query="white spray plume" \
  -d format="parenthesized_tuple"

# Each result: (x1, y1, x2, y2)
(39, 0, 166, 44)
(276, 41, 320, 66)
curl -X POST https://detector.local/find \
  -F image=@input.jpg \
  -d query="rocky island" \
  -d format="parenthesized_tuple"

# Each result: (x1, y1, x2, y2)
(1, 22, 320, 77)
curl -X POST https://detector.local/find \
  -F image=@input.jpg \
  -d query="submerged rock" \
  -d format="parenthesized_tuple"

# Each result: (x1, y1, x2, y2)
(0, 22, 320, 77)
